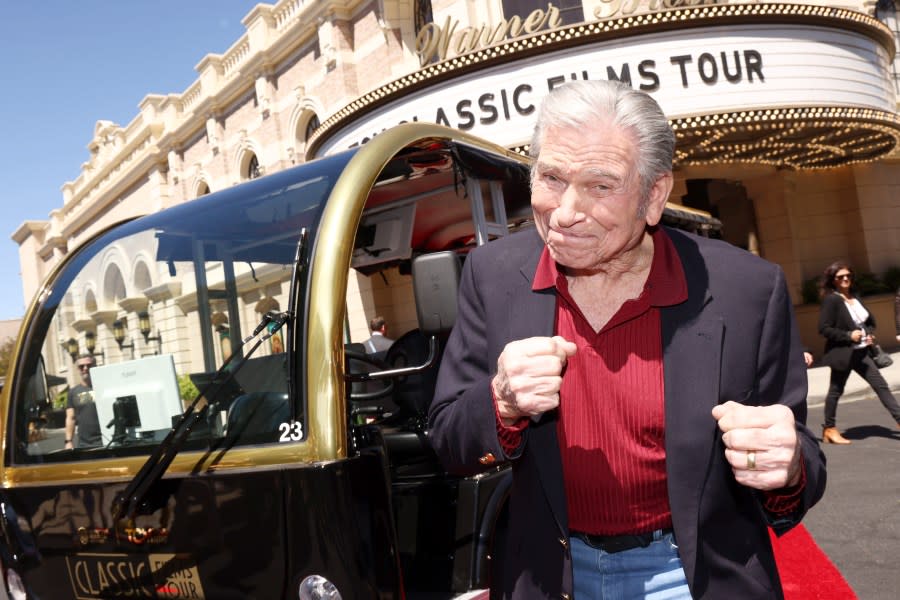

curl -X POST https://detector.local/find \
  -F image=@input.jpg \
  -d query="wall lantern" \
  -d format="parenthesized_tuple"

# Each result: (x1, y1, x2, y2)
(84, 331, 104, 360)
(64, 338, 79, 362)
(138, 311, 162, 354)
(112, 318, 135, 356)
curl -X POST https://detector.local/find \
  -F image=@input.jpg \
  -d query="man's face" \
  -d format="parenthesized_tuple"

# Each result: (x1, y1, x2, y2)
(530, 122, 671, 274)
(75, 358, 95, 386)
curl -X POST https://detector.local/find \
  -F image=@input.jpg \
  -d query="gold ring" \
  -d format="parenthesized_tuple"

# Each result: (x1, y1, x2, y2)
(746, 450, 756, 470)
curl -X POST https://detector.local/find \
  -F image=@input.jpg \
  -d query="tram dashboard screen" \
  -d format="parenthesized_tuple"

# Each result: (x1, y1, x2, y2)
(91, 354, 183, 445)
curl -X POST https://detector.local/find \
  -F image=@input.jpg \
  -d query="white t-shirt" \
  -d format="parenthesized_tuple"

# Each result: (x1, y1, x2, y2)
(843, 296, 870, 349)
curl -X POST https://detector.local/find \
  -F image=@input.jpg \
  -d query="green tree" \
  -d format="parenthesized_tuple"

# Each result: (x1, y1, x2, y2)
(0, 337, 15, 378)
(178, 374, 199, 404)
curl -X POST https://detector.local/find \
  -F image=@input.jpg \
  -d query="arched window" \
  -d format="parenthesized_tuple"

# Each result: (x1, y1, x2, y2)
(84, 290, 98, 314)
(247, 154, 261, 180)
(304, 114, 320, 144)
(196, 181, 210, 197)
(102, 265, 127, 307)
(133, 261, 152, 293)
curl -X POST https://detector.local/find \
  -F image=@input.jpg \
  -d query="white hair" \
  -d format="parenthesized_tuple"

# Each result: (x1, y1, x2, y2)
(529, 80, 675, 200)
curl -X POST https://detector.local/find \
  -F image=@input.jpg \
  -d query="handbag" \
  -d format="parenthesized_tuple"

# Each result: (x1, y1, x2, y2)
(868, 344, 894, 369)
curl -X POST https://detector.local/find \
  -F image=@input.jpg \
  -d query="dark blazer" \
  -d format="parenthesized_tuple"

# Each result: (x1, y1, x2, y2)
(429, 226, 826, 600)
(818, 292, 876, 372)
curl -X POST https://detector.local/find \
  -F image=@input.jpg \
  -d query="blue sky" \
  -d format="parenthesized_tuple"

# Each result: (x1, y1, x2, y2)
(0, 1, 255, 321)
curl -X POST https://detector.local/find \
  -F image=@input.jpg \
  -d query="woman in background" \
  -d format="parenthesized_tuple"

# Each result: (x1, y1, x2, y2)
(818, 261, 900, 443)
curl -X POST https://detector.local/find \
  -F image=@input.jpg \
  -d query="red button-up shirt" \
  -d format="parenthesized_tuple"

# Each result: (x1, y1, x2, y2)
(536, 226, 683, 535)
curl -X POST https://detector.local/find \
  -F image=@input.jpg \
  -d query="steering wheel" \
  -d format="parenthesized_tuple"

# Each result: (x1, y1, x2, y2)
(345, 348, 395, 403)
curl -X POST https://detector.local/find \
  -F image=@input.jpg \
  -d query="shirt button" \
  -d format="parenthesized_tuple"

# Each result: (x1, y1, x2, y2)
(478, 452, 496, 465)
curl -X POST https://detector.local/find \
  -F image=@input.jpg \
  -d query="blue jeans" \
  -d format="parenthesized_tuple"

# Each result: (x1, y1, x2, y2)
(571, 531, 691, 599)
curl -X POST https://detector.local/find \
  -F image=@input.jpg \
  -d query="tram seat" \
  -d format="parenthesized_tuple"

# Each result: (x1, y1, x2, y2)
(226, 392, 290, 443)
(379, 329, 444, 477)
(383, 329, 441, 419)
(346, 343, 394, 406)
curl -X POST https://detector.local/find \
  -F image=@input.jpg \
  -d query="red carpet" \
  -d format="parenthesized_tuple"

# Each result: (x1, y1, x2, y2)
(769, 525, 857, 599)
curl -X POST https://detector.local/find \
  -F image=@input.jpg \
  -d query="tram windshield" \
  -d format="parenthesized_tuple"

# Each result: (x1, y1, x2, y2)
(9, 152, 354, 464)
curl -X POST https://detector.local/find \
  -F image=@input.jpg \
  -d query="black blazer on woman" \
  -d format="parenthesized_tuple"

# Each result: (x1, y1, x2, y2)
(818, 292, 877, 372)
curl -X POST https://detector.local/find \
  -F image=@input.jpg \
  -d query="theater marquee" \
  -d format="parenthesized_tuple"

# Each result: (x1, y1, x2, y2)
(310, 5, 900, 169)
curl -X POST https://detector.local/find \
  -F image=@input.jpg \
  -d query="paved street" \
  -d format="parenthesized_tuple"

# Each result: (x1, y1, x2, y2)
(802, 350, 900, 600)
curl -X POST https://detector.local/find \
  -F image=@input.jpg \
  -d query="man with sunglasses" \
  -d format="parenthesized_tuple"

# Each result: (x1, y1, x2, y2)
(64, 354, 101, 449)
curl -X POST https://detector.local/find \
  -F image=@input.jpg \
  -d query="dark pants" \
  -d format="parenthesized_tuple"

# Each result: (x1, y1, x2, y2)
(825, 348, 900, 427)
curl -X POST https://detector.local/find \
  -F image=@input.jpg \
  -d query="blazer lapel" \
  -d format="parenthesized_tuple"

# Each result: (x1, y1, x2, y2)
(507, 238, 570, 534)
(661, 230, 722, 586)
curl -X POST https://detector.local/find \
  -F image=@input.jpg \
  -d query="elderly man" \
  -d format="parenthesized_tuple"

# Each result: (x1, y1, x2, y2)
(429, 80, 825, 599)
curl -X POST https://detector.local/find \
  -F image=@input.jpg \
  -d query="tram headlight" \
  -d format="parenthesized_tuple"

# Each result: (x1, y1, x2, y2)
(298, 574, 342, 600)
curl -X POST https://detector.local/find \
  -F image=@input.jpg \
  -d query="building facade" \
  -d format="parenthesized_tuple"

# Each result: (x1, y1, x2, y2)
(12, 0, 900, 383)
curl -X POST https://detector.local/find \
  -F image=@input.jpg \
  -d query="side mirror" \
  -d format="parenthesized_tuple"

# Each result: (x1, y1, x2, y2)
(412, 251, 461, 336)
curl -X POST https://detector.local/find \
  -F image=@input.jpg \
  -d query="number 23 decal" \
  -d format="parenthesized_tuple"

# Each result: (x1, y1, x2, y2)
(278, 421, 304, 442)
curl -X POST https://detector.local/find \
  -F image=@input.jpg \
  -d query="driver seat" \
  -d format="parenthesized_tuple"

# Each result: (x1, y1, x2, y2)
(345, 342, 398, 418)
(383, 329, 441, 419)
(379, 329, 443, 477)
